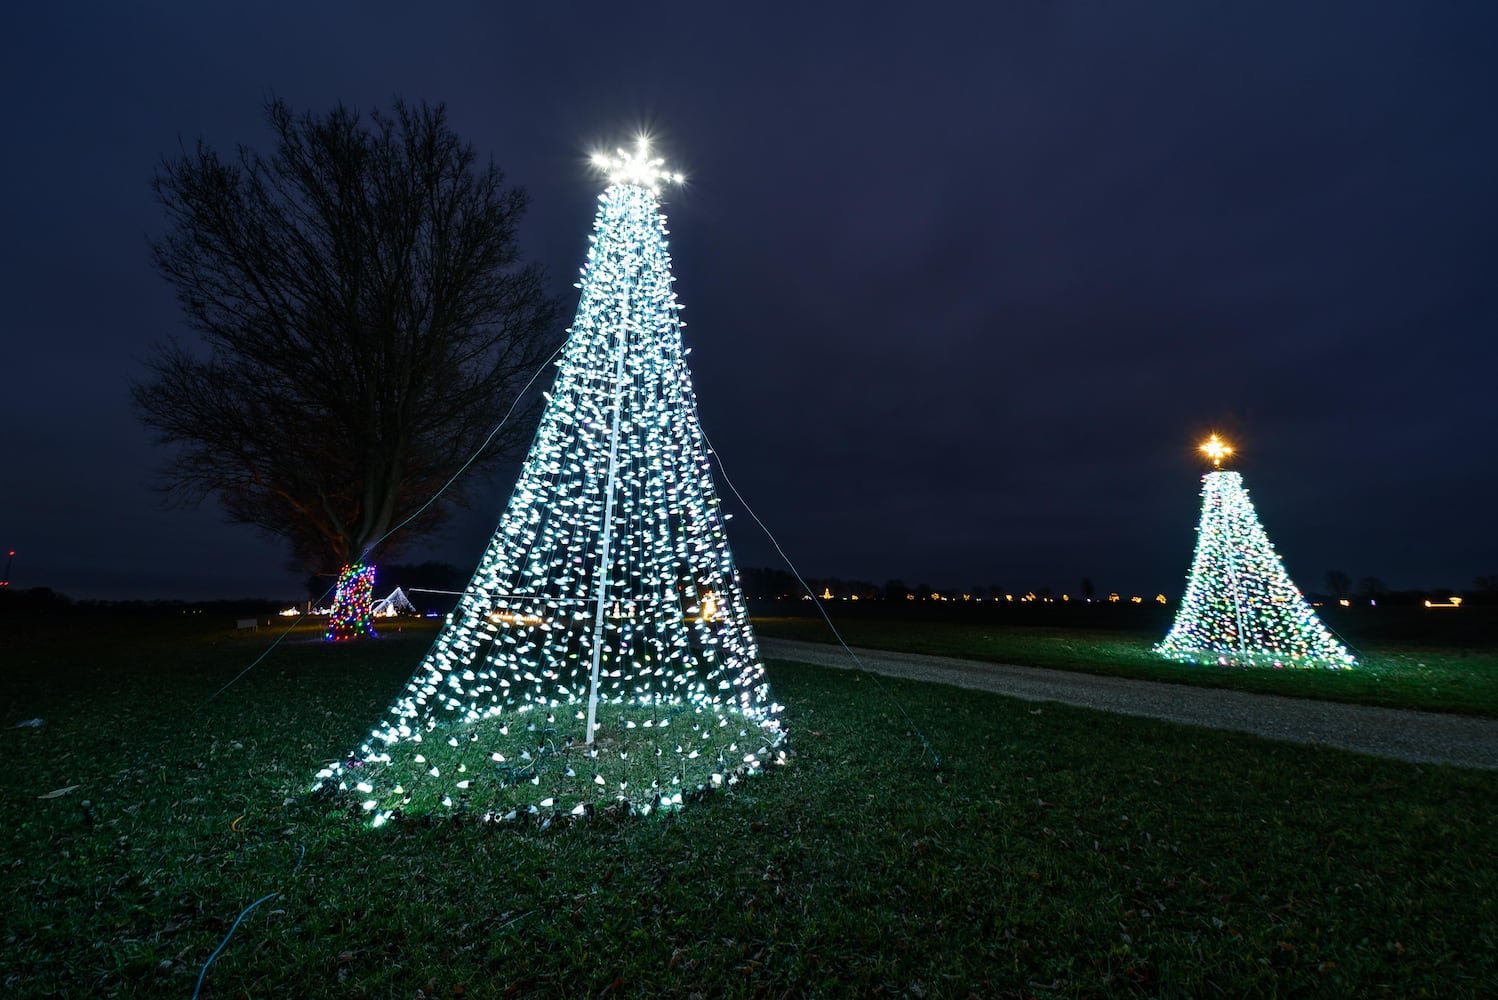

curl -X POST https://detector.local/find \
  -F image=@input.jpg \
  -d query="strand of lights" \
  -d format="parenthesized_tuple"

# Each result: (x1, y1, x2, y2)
(1156, 468, 1355, 670)
(316, 141, 784, 826)
(325, 563, 378, 642)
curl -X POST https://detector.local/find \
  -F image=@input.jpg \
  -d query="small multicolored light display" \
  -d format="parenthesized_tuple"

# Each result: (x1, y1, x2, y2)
(325, 563, 378, 642)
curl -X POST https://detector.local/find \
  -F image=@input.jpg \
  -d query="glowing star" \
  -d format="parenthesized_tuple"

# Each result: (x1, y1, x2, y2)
(1200, 434, 1233, 468)
(1156, 448, 1355, 670)
(590, 136, 684, 193)
(315, 130, 784, 825)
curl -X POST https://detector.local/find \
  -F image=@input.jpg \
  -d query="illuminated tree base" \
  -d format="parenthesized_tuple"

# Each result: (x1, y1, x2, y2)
(1154, 645, 1354, 670)
(316, 700, 787, 828)
(326, 563, 378, 642)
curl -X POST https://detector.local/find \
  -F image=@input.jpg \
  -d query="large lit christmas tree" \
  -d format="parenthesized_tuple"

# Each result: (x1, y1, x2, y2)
(1156, 435, 1356, 669)
(315, 139, 785, 825)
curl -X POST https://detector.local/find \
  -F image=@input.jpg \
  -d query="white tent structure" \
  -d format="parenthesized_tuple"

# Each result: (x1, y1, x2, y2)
(371, 587, 418, 618)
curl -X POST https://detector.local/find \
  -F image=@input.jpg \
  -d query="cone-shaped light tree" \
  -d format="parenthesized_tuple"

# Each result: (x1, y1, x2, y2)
(316, 138, 786, 825)
(1156, 435, 1356, 669)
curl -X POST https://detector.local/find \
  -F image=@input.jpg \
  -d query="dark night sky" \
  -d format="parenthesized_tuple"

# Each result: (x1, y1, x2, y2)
(4, 2, 1496, 601)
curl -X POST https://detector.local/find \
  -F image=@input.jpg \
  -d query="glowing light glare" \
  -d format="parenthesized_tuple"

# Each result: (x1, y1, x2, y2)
(488, 611, 545, 626)
(590, 136, 684, 192)
(315, 137, 783, 825)
(1156, 470, 1356, 670)
(1200, 434, 1233, 468)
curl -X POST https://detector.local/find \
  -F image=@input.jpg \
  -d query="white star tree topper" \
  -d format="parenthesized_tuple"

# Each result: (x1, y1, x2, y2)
(591, 137, 685, 192)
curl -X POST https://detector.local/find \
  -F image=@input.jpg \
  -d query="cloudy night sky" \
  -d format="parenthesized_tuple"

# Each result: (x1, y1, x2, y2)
(4, 2, 1496, 602)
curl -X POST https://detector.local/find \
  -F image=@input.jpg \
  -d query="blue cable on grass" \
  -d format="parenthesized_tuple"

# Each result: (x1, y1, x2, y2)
(190, 844, 304, 1000)
(189, 891, 274, 1000)
(696, 423, 942, 770)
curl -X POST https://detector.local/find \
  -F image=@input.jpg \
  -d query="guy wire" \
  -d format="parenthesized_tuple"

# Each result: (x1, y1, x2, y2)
(695, 421, 942, 770)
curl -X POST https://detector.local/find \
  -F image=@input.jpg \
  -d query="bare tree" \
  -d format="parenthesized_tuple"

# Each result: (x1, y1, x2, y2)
(1325, 570, 1351, 600)
(135, 98, 561, 627)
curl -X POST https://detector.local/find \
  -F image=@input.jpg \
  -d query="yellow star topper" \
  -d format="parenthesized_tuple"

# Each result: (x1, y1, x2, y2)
(1200, 434, 1233, 468)
(590, 136, 684, 193)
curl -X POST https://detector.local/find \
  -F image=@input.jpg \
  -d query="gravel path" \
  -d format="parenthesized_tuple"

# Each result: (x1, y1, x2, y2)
(760, 638, 1498, 770)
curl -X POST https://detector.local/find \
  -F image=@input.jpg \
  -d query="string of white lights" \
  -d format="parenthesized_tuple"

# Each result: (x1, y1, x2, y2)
(1157, 467, 1356, 669)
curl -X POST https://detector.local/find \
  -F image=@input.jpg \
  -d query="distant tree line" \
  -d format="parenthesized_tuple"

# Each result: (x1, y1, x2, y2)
(738, 567, 1010, 602)
(0, 589, 288, 616)
(1320, 570, 1498, 605)
(737, 566, 1498, 608)
(304, 560, 470, 601)
(6, 572, 1498, 617)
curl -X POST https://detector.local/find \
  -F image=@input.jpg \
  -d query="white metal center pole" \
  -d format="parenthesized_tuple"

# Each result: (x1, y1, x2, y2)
(586, 289, 629, 744)
(1225, 495, 1247, 653)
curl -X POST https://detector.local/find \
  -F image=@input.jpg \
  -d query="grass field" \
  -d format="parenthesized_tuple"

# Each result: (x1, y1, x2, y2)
(753, 615, 1498, 717)
(3, 615, 1497, 998)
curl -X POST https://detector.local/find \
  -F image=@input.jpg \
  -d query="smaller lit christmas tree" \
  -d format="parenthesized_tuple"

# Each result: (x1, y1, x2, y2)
(326, 563, 377, 641)
(1156, 435, 1355, 669)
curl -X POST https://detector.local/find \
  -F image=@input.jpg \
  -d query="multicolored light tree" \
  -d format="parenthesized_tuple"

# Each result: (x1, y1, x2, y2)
(1156, 435, 1356, 669)
(316, 139, 785, 825)
(325, 563, 377, 641)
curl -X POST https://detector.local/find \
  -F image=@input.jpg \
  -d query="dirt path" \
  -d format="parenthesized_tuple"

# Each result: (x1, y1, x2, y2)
(759, 638, 1498, 770)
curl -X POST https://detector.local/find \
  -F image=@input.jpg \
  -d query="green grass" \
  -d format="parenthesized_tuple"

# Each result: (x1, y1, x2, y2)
(331, 698, 782, 824)
(3, 615, 1497, 997)
(753, 616, 1498, 717)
